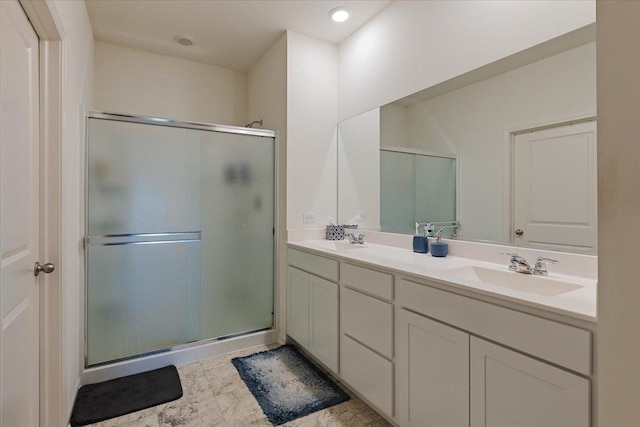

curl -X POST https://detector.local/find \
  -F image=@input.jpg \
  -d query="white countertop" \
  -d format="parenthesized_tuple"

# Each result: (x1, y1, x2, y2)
(288, 240, 597, 323)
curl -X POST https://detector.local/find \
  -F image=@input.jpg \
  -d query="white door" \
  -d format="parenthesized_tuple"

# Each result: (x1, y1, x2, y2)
(398, 309, 470, 427)
(513, 121, 597, 251)
(1, 1, 41, 426)
(470, 337, 589, 427)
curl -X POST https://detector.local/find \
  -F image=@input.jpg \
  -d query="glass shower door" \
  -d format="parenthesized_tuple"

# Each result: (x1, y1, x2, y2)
(199, 131, 274, 339)
(86, 117, 274, 366)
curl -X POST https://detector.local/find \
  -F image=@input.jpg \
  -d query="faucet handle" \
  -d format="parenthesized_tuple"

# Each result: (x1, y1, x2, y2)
(534, 257, 558, 275)
(500, 252, 520, 260)
(501, 252, 534, 273)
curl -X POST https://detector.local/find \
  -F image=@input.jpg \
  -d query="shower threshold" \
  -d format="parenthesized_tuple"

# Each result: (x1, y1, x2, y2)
(82, 328, 279, 384)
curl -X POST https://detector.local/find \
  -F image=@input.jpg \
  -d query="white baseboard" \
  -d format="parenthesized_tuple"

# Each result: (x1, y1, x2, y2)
(66, 377, 80, 426)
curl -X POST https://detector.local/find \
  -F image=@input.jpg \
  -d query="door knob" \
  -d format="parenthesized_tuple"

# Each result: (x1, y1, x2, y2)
(514, 229, 524, 236)
(34, 262, 55, 277)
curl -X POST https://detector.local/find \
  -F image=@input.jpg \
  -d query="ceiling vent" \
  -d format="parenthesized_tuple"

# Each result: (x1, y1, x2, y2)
(174, 34, 194, 46)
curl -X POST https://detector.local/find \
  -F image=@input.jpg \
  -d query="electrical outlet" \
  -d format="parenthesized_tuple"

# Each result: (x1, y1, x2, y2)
(303, 212, 316, 224)
(357, 212, 367, 222)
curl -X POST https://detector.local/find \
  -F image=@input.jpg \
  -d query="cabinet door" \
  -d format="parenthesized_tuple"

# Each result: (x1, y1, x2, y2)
(287, 267, 309, 348)
(309, 276, 339, 372)
(398, 309, 469, 427)
(470, 337, 589, 427)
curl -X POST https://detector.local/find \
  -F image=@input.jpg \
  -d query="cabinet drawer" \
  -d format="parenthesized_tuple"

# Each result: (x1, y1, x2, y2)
(398, 279, 591, 375)
(287, 248, 339, 282)
(341, 287, 393, 359)
(341, 334, 394, 418)
(341, 263, 393, 300)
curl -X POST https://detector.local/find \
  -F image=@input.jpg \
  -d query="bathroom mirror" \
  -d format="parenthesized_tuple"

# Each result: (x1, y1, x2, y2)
(337, 26, 597, 253)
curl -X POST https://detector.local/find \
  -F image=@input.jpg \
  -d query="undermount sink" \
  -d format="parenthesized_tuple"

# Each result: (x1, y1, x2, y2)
(331, 241, 368, 251)
(444, 266, 583, 297)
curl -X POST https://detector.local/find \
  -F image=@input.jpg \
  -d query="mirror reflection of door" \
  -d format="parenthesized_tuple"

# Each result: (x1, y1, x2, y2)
(513, 120, 597, 252)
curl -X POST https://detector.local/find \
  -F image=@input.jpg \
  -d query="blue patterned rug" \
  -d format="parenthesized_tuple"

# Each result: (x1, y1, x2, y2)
(231, 345, 349, 425)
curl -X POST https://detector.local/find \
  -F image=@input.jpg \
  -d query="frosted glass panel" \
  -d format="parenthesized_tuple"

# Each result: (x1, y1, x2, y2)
(380, 151, 414, 233)
(87, 119, 201, 235)
(414, 156, 456, 223)
(86, 118, 274, 366)
(200, 132, 274, 338)
(87, 242, 201, 365)
(381, 150, 456, 235)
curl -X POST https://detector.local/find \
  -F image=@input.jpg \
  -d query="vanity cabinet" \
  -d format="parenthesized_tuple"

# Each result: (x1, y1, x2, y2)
(398, 309, 469, 427)
(397, 306, 589, 427)
(287, 249, 339, 373)
(287, 244, 594, 427)
(397, 278, 591, 427)
(470, 337, 589, 427)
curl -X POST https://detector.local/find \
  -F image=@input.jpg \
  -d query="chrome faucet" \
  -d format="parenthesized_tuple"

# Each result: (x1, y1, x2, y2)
(501, 253, 559, 275)
(346, 233, 366, 244)
(502, 252, 533, 274)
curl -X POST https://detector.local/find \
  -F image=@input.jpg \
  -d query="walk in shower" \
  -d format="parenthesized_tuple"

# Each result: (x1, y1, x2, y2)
(84, 112, 275, 367)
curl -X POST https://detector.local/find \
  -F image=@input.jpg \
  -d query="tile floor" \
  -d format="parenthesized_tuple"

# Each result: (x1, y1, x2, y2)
(87, 344, 391, 427)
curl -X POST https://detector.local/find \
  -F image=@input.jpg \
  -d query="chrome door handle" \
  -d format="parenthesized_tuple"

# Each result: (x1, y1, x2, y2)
(34, 262, 55, 277)
(514, 229, 524, 236)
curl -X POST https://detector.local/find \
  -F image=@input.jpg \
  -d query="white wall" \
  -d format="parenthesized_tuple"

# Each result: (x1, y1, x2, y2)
(397, 42, 596, 242)
(380, 104, 408, 149)
(338, 0, 595, 121)
(94, 42, 247, 126)
(247, 33, 288, 341)
(337, 108, 380, 229)
(597, 1, 640, 425)
(49, 0, 95, 417)
(286, 31, 338, 233)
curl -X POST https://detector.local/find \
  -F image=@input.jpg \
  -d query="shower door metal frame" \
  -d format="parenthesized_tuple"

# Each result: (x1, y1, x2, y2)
(83, 110, 280, 368)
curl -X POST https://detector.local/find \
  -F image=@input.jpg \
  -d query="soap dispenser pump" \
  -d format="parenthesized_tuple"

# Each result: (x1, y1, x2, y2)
(430, 228, 448, 257)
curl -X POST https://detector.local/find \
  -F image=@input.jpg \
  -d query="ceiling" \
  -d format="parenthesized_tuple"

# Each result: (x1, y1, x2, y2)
(86, 0, 392, 72)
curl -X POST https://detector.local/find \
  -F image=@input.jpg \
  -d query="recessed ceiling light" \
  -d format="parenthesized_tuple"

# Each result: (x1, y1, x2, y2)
(329, 7, 350, 23)
(174, 34, 194, 46)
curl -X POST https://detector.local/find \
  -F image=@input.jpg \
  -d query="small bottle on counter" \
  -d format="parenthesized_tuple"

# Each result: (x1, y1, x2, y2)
(413, 222, 428, 254)
(430, 228, 448, 257)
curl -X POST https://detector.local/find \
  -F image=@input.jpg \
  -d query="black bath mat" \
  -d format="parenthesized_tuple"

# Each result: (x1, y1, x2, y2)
(69, 365, 183, 426)
(232, 345, 349, 425)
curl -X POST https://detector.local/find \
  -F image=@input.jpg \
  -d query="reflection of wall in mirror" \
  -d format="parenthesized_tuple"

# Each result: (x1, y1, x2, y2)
(337, 108, 381, 230)
(380, 42, 596, 243)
